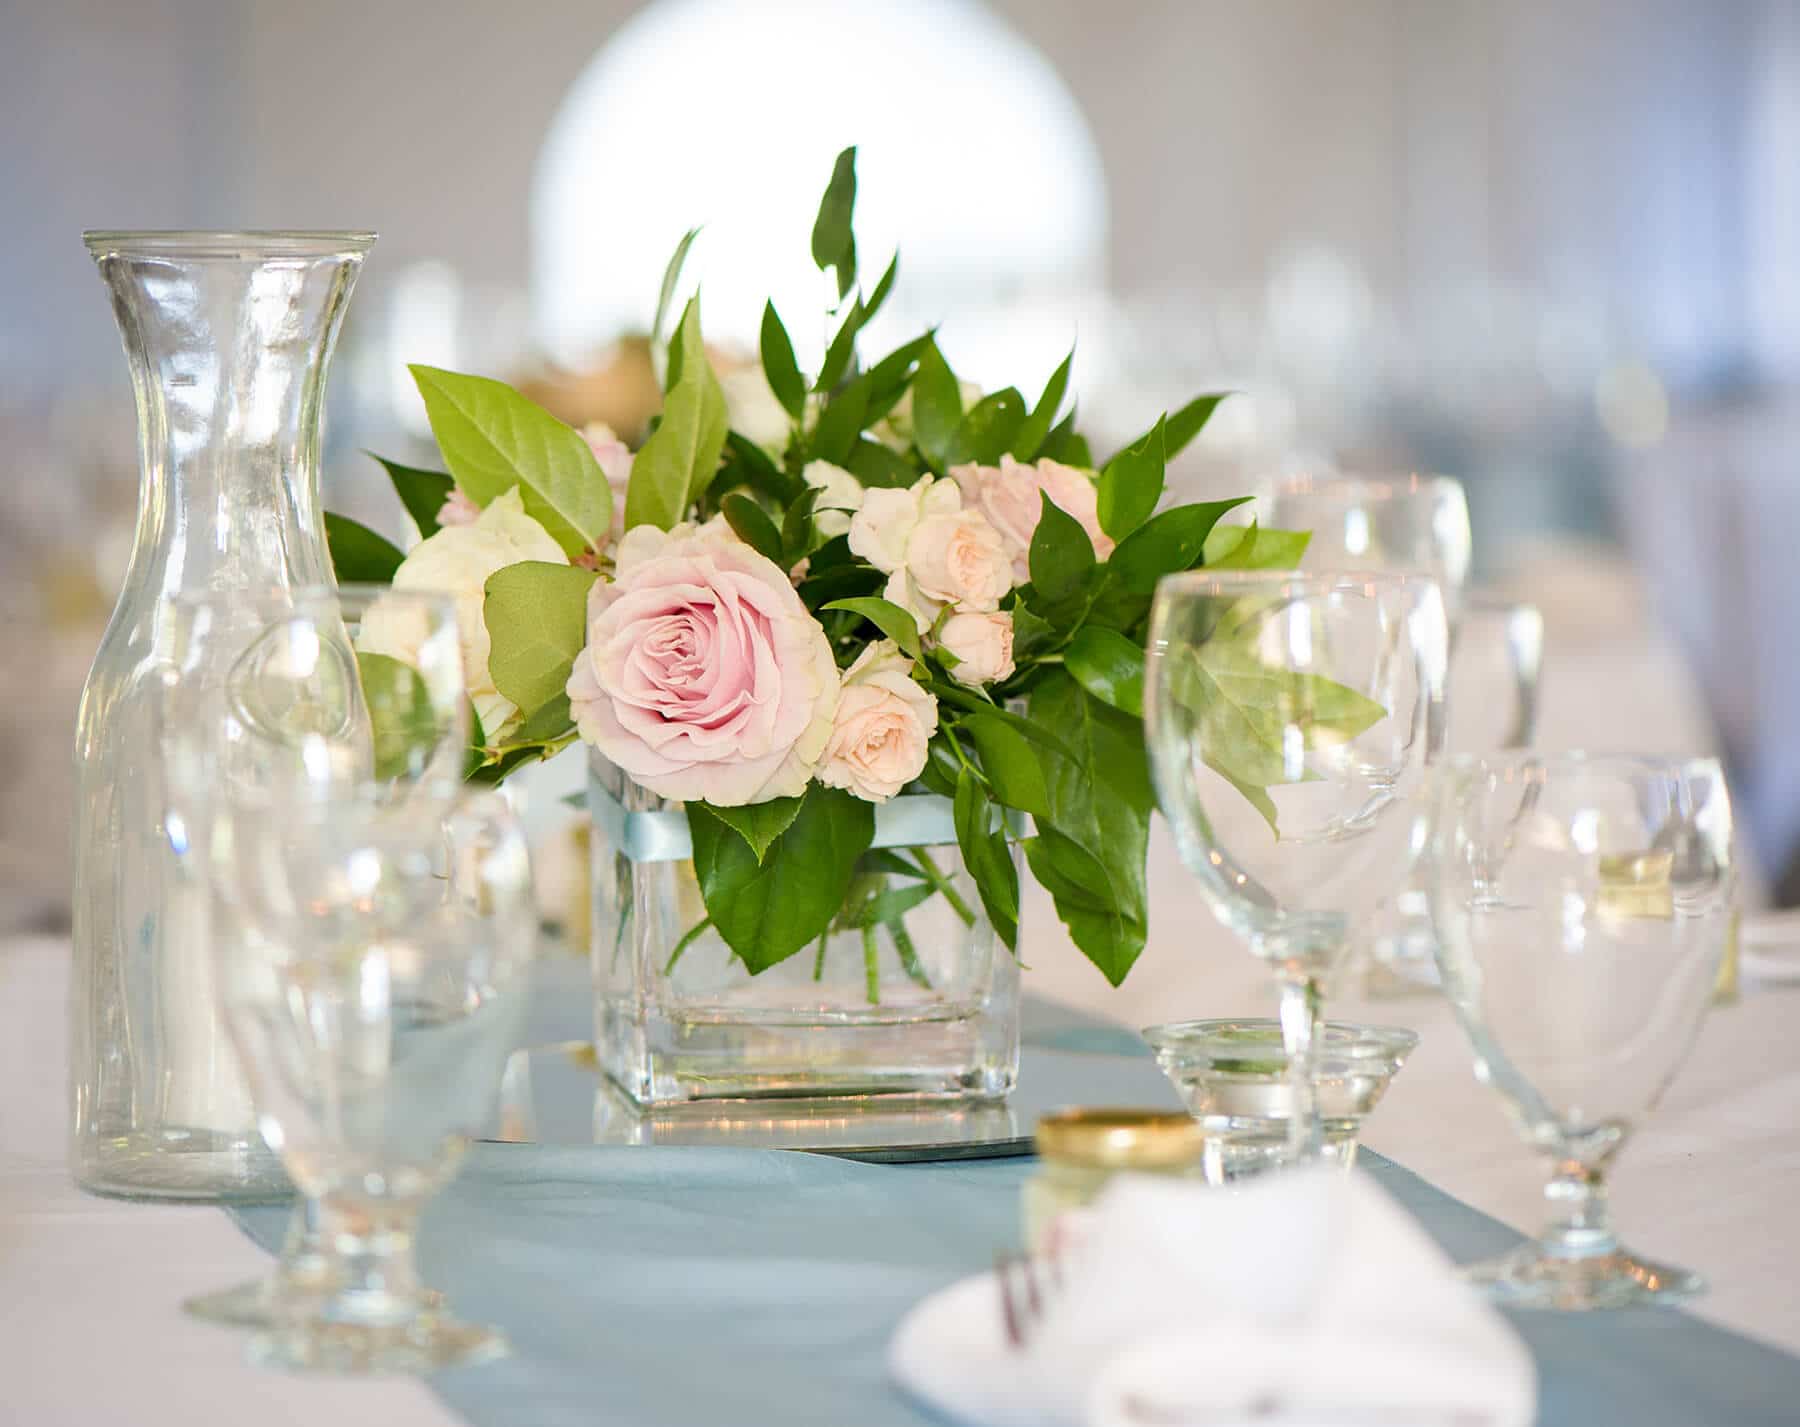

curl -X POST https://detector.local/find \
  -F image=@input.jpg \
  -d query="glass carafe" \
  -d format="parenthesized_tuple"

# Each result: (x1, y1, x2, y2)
(70, 231, 373, 1199)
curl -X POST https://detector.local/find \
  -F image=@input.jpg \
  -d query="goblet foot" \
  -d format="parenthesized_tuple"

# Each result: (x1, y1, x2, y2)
(186, 1274, 444, 1330)
(248, 1311, 507, 1374)
(1464, 1240, 1705, 1310)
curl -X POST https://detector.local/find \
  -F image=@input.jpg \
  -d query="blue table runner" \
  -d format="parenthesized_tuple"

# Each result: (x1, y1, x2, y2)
(233, 994, 1800, 1426)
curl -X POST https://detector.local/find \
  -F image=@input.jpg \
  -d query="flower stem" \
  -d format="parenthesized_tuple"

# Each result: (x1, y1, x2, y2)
(812, 929, 829, 981)
(862, 924, 881, 1004)
(907, 848, 976, 926)
(888, 920, 933, 990)
(662, 916, 712, 977)
(1277, 973, 1325, 1163)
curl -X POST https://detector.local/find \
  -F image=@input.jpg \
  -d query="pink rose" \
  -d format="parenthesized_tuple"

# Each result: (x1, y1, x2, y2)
(580, 421, 634, 538)
(937, 610, 1016, 685)
(816, 641, 939, 803)
(435, 487, 481, 528)
(567, 522, 839, 807)
(951, 455, 1114, 582)
(906, 511, 1012, 613)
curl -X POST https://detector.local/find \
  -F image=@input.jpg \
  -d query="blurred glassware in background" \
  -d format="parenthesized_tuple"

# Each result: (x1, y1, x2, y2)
(158, 585, 471, 1322)
(69, 230, 373, 1202)
(1145, 570, 1448, 1167)
(1367, 596, 1545, 997)
(1428, 752, 1735, 1309)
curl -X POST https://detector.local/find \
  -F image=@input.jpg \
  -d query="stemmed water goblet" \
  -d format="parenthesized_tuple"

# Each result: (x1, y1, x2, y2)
(1428, 752, 1734, 1308)
(1144, 571, 1448, 1162)
(157, 585, 472, 1329)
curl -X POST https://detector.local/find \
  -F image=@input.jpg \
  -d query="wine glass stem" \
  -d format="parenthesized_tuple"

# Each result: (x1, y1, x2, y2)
(276, 1194, 332, 1286)
(1540, 1161, 1618, 1259)
(319, 1197, 430, 1325)
(1278, 973, 1325, 1163)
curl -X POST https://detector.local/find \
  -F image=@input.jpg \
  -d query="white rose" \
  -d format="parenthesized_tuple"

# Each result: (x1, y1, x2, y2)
(360, 486, 567, 738)
(847, 474, 961, 574)
(718, 364, 792, 454)
(815, 640, 939, 803)
(905, 510, 1012, 613)
(803, 459, 865, 539)
(937, 610, 1016, 685)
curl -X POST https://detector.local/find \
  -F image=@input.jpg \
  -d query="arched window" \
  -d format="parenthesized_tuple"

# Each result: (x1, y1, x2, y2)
(531, 0, 1108, 389)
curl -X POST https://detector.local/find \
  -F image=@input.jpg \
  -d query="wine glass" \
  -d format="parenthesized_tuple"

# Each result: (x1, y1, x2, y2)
(1427, 753, 1734, 1309)
(157, 586, 470, 1328)
(1369, 595, 1544, 994)
(224, 786, 536, 1371)
(1145, 571, 1448, 1162)
(1257, 473, 1472, 628)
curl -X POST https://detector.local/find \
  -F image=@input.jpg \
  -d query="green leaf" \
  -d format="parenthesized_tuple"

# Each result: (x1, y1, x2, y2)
(954, 769, 1020, 951)
(1163, 393, 1231, 461)
(824, 596, 924, 661)
(1029, 489, 1097, 604)
(482, 561, 599, 722)
(408, 366, 611, 557)
(816, 295, 866, 394)
(325, 512, 403, 583)
(692, 796, 802, 862)
(1012, 348, 1074, 461)
(1009, 601, 1056, 660)
(713, 430, 801, 506)
(626, 297, 729, 531)
(1026, 671, 1154, 985)
(809, 376, 870, 467)
(962, 713, 1051, 819)
(721, 491, 784, 563)
(1065, 626, 1145, 717)
(759, 302, 806, 420)
(910, 338, 963, 467)
(846, 438, 919, 488)
(1202, 521, 1311, 570)
(864, 251, 899, 321)
(843, 882, 935, 929)
(810, 146, 859, 301)
(371, 455, 455, 540)
(1097, 415, 1166, 540)
(1107, 497, 1251, 594)
(862, 331, 934, 426)
(1038, 407, 1093, 467)
(945, 388, 1026, 466)
(652, 227, 702, 349)
(355, 651, 441, 782)
(781, 486, 822, 564)
(689, 782, 874, 973)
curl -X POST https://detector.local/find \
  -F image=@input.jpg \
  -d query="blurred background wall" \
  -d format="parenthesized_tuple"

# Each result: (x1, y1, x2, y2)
(4, 0, 1798, 924)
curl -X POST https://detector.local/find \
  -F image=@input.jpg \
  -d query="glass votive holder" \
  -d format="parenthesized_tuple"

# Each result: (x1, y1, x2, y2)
(1141, 1020, 1419, 1183)
(1023, 1108, 1205, 1250)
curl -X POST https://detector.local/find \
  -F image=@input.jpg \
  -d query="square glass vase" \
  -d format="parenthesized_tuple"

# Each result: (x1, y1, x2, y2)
(589, 753, 1022, 1107)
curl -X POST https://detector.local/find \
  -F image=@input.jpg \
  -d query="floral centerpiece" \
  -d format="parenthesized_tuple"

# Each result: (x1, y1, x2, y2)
(330, 149, 1321, 1104)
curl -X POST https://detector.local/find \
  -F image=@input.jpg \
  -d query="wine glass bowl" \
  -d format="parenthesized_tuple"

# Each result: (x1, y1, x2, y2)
(1428, 752, 1734, 1309)
(1145, 570, 1448, 1161)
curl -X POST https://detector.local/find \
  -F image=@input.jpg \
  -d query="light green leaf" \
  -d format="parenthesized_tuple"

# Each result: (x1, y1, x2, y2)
(689, 782, 874, 973)
(1065, 626, 1145, 717)
(824, 596, 924, 661)
(626, 297, 729, 531)
(653, 227, 701, 350)
(911, 338, 963, 467)
(1203, 521, 1312, 570)
(945, 389, 1026, 467)
(759, 302, 806, 420)
(1028, 490, 1096, 604)
(356, 651, 442, 782)
(810, 146, 859, 301)
(370, 455, 455, 540)
(1107, 497, 1251, 594)
(1097, 415, 1166, 540)
(721, 492, 783, 563)
(408, 366, 611, 557)
(483, 561, 599, 723)
(1012, 348, 1074, 461)
(963, 713, 1052, 819)
(692, 796, 802, 862)
(325, 512, 404, 584)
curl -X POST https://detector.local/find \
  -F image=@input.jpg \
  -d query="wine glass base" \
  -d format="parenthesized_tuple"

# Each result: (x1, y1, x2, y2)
(249, 1313, 508, 1375)
(185, 1275, 445, 1330)
(1464, 1241, 1706, 1310)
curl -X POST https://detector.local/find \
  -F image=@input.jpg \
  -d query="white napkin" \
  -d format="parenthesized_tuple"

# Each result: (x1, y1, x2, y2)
(889, 1170, 1535, 1427)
